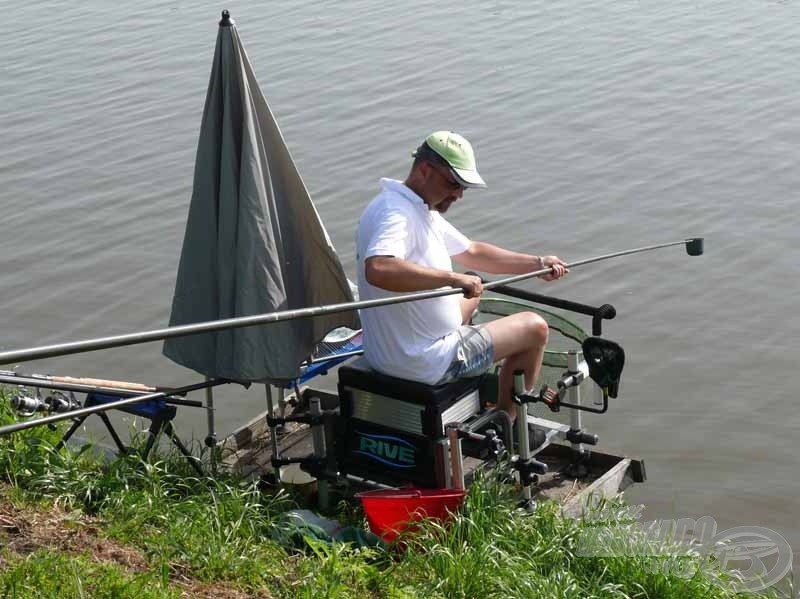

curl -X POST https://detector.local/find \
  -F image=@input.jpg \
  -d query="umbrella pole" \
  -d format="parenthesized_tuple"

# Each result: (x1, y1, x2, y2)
(309, 396, 329, 511)
(265, 384, 281, 483)
(204, 379, 217, 472)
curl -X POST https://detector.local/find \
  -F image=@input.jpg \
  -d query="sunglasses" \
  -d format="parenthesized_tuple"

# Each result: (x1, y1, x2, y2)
(428, 161, 464, 191)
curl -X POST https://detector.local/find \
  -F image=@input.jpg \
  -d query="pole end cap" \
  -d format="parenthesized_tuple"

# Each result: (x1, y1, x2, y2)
(686, 237, 704, 256)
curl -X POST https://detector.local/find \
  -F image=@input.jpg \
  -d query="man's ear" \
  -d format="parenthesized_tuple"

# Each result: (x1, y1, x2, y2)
(417, 160, 433, 181)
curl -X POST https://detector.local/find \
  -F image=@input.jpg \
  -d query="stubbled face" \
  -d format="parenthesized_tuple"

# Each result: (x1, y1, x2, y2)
(422, 162, 464, 213)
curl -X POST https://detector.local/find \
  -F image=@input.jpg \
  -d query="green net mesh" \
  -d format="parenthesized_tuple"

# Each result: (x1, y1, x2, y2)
(473, 296, 589, 415)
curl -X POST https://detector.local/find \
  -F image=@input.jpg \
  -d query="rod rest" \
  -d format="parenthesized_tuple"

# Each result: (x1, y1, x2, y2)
(84, 393, 179, 420)
(56, 391, 203, 476)
(486, 282, 616, 336)
(582, 337, 625, 398)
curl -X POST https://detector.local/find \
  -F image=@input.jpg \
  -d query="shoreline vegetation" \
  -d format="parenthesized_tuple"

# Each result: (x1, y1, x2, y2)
(0, 389, 783, 598)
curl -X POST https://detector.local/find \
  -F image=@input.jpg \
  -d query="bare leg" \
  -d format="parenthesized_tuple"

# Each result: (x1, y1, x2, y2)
(459, 296, 481, 325)
(483, 312, 548, 421)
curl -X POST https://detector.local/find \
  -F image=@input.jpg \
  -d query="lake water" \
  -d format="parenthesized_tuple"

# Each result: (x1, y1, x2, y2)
(1, 0, 798, 576)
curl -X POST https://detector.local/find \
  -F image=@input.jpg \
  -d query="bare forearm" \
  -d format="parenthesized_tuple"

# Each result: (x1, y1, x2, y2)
(453, 242, 541, 274)
(365, 256, 484, 297)
(365, 256, 459, 292)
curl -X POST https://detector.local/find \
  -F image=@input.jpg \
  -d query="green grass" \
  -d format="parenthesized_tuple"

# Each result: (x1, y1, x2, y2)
(0, 389, 788, 598)
(0, 548, 178, 599)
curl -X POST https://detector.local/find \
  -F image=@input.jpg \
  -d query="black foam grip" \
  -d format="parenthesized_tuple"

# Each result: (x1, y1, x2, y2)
(597, 304, 616, 319)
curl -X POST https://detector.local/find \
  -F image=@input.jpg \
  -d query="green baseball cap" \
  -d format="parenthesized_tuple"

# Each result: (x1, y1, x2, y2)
(413, 131, 487, 189)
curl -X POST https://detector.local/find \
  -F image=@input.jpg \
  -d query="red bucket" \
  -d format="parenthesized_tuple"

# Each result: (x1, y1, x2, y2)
(356, 487, 467, 542)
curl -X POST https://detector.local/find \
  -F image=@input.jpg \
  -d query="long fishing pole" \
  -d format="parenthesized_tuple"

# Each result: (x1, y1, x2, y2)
(0, 238, 703, 367)
(0, 378, 228, 436)
(485, 238, 704, 290)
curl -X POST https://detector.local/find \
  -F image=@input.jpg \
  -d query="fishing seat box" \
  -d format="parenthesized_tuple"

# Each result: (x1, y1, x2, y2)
(335, 358, 482, 488)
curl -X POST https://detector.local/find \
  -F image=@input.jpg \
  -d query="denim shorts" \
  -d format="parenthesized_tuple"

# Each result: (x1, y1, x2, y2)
(436, 324, 495, 384)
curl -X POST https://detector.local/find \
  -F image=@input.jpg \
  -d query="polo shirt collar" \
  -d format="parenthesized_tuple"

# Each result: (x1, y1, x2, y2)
(380, 178, 427, 209)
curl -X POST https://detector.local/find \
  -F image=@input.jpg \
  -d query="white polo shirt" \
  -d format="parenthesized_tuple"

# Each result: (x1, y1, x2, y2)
(356, 178, 471, 384)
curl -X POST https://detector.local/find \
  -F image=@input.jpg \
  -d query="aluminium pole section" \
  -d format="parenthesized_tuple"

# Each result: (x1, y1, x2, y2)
(0, 239, 704, 367)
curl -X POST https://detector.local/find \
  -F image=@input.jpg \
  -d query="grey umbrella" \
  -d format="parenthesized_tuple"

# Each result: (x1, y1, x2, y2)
(163, 11, 358, 384)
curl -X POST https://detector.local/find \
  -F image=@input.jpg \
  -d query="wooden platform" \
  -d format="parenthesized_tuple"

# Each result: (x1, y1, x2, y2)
(218, 387, 646, 516)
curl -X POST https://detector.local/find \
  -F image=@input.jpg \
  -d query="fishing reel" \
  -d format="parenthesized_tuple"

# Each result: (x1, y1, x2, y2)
(515, 337, 626, 415)
(9, 388, 81, 417)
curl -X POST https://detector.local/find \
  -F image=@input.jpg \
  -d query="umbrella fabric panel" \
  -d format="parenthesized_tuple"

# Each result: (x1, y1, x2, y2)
(164, 21, 358, 383)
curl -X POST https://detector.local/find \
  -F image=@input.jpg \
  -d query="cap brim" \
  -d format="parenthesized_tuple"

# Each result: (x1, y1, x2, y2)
(451, 166, 487, 189)
(415, 142, 487, 188)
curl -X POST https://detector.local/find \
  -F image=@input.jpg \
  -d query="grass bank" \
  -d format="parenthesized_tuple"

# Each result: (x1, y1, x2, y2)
(0, 390, 785, 598)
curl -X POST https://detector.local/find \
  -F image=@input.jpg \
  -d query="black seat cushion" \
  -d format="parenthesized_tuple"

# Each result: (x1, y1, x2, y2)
(338, 358, 482, 407)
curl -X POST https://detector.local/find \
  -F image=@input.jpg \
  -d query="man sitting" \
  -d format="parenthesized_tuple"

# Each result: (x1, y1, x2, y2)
(355, 131, 567, 422)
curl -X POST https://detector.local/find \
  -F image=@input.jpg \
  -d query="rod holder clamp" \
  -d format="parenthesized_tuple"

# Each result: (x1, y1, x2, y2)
(511, 455, 548, 481)
(566, 429, 598, 445)
(483, 428, 506, 459)
(446, 423, 507, 461)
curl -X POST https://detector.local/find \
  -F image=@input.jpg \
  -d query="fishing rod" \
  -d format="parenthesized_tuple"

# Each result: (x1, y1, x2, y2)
(0, 371, 204, 409)
(0, 370, 158, 395)
(0, 238, 703, 368)
(0, 378, 228, 436)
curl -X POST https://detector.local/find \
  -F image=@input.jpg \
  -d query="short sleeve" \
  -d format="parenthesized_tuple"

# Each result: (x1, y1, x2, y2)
(434, 214, 471, 256)
(364, 207, 411, 259)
